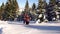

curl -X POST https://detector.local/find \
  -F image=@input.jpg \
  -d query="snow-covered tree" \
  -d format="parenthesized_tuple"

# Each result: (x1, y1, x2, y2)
(36, 0, 47, 23)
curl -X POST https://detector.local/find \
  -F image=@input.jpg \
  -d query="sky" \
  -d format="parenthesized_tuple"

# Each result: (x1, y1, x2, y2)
(0, 0, 49, 8)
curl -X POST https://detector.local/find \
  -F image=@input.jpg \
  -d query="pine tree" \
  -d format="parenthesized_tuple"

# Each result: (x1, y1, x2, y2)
(31, 3, 36, 21)
(31, 3, 36, 14)
(0, 3, 5, 20)
(25, 0, 29, 12)
(46, 0, 57, 21)
(2, 0, 19, 21)
(55, 0, 60, 20)
(32, 3, 36, 11)
(37, 0, 47, 15)
(37, 0, 44, 14)
(43, 0, 47, 9)
(12, 0, 19, 11)
(12, 0, 19, 18)
(37, 0, 42, 9)
(2, 0, 12, 20)
(37, 0, 47, 23)
(49, 0, 56, 6)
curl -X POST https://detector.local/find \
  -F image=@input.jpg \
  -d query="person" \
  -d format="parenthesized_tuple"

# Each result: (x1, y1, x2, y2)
(23, 13, 31, 25)
(23, 13, 27, 24)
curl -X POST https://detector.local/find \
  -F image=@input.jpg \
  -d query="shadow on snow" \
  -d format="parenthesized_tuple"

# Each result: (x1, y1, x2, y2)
(25, 25, 60, 31)
(0, 28, 3, 34)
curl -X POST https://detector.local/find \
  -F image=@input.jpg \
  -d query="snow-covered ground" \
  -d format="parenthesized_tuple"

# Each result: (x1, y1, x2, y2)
(0, 21, 60, 34)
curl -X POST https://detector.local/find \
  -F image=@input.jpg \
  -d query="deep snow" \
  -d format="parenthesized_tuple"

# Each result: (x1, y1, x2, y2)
(0, 21, 60, 34)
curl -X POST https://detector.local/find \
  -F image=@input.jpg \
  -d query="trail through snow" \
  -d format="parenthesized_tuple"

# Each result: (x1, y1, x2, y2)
(0, 21, 60, 34)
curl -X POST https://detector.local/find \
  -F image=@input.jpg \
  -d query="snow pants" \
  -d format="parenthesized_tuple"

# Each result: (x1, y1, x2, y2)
(26, 21, 29, 25)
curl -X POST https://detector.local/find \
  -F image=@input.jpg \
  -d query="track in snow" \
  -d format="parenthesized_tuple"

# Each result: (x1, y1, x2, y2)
(0, 21, 60, 34)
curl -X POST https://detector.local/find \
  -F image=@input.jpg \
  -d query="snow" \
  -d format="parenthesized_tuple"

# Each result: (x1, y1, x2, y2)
(0, 21, 60, 34)
(38, 14, 43, 18)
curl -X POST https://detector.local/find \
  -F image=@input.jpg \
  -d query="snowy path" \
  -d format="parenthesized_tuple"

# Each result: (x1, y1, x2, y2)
(0, 21, 60, 34)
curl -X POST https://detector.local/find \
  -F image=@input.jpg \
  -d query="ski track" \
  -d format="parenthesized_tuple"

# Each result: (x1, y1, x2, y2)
(0, 21, 60, 34)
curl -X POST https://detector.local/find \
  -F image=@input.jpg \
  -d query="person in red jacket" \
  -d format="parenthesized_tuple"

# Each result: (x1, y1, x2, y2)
(23, 13, 27, 24)
(23, 13, 31, 25)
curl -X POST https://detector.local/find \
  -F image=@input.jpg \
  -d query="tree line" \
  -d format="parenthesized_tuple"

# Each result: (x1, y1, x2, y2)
(0, 0, 19, 21)
(0, 0, 60, 21)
